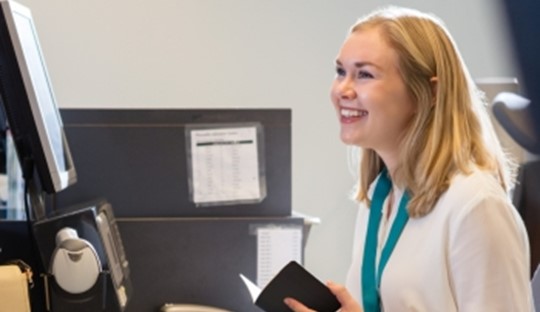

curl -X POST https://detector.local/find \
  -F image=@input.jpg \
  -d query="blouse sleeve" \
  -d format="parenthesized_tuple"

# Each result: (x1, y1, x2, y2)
(448, 194, 534, 311)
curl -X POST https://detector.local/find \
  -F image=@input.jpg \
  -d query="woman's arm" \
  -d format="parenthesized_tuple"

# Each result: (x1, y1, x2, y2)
(448, 195, 533, 311)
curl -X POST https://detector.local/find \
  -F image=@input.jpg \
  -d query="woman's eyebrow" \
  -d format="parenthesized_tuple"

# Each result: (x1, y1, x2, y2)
(335, 59, 380, 69)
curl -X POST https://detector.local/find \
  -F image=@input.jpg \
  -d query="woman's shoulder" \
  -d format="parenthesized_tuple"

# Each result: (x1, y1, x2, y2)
(447, 169, 507, 197)
(436, 168, 512, 218)
(449, 169, 505, 195)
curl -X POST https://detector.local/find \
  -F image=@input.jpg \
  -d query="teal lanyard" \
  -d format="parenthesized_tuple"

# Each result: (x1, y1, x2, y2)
(361, 169, 410, 312)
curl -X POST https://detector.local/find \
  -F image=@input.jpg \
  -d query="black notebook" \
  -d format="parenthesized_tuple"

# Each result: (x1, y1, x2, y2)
(240, 261, 341, 312)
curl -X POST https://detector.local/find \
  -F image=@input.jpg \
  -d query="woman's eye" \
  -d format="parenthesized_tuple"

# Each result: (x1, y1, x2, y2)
(335, 67, 346, 77)
(358, 70, 374, 79)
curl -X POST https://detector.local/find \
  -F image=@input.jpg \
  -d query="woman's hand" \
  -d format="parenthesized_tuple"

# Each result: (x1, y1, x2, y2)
(284, 281, 363, 312)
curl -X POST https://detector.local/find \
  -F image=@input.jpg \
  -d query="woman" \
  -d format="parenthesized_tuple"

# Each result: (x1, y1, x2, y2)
(285, 6, 533, 312)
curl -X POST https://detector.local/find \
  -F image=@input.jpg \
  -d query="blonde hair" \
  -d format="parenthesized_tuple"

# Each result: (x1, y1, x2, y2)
(350, 6, 515, 218)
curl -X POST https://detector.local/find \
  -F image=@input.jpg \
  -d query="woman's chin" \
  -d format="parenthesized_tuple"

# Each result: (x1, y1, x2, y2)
(340, 132, 363, 146)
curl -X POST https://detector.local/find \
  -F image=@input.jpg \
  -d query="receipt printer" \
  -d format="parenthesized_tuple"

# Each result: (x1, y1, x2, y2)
(33, 200, 132, 312)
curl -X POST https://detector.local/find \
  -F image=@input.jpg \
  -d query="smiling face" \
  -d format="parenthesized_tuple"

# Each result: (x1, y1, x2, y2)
(331, 26, 416, 164)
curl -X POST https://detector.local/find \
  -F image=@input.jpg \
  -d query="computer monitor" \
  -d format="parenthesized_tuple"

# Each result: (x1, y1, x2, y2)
(0, 3, 130, 310)
(0, 0, 76, 200)
(501, 0, 540, 153)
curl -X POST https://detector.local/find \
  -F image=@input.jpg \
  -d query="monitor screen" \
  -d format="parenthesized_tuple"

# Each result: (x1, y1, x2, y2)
(0, 0, 76, 194)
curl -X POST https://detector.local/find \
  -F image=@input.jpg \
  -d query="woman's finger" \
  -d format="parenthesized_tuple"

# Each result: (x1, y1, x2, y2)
(284, 297, 317, 312)
(327, 281, 363, 312)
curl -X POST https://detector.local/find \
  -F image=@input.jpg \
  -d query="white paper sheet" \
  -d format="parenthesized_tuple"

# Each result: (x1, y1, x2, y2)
(257, 227, 302, 288)
(190, 126, 260, 204)
(239, 274, 261, 303)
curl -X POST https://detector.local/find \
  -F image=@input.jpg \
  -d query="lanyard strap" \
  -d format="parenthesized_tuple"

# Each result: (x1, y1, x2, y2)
(361, 170, 410, 312)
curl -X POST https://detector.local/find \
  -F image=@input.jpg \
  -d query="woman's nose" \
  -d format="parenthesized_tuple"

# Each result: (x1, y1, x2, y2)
(337, 78, 356, 100)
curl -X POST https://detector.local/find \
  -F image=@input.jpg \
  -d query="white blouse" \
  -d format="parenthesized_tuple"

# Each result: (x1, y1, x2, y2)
(345, 169, 534, 311)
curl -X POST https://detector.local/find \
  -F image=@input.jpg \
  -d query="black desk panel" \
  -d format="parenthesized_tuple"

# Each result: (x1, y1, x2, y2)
(56, 109, 291, 218)
(118, 217, 304, 312)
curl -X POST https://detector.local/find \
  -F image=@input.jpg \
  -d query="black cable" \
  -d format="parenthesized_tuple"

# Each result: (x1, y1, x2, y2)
(23, 179, 45, 275)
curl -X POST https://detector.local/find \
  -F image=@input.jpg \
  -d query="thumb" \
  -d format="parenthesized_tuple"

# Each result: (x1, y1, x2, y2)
(327, 281, 362, 310)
